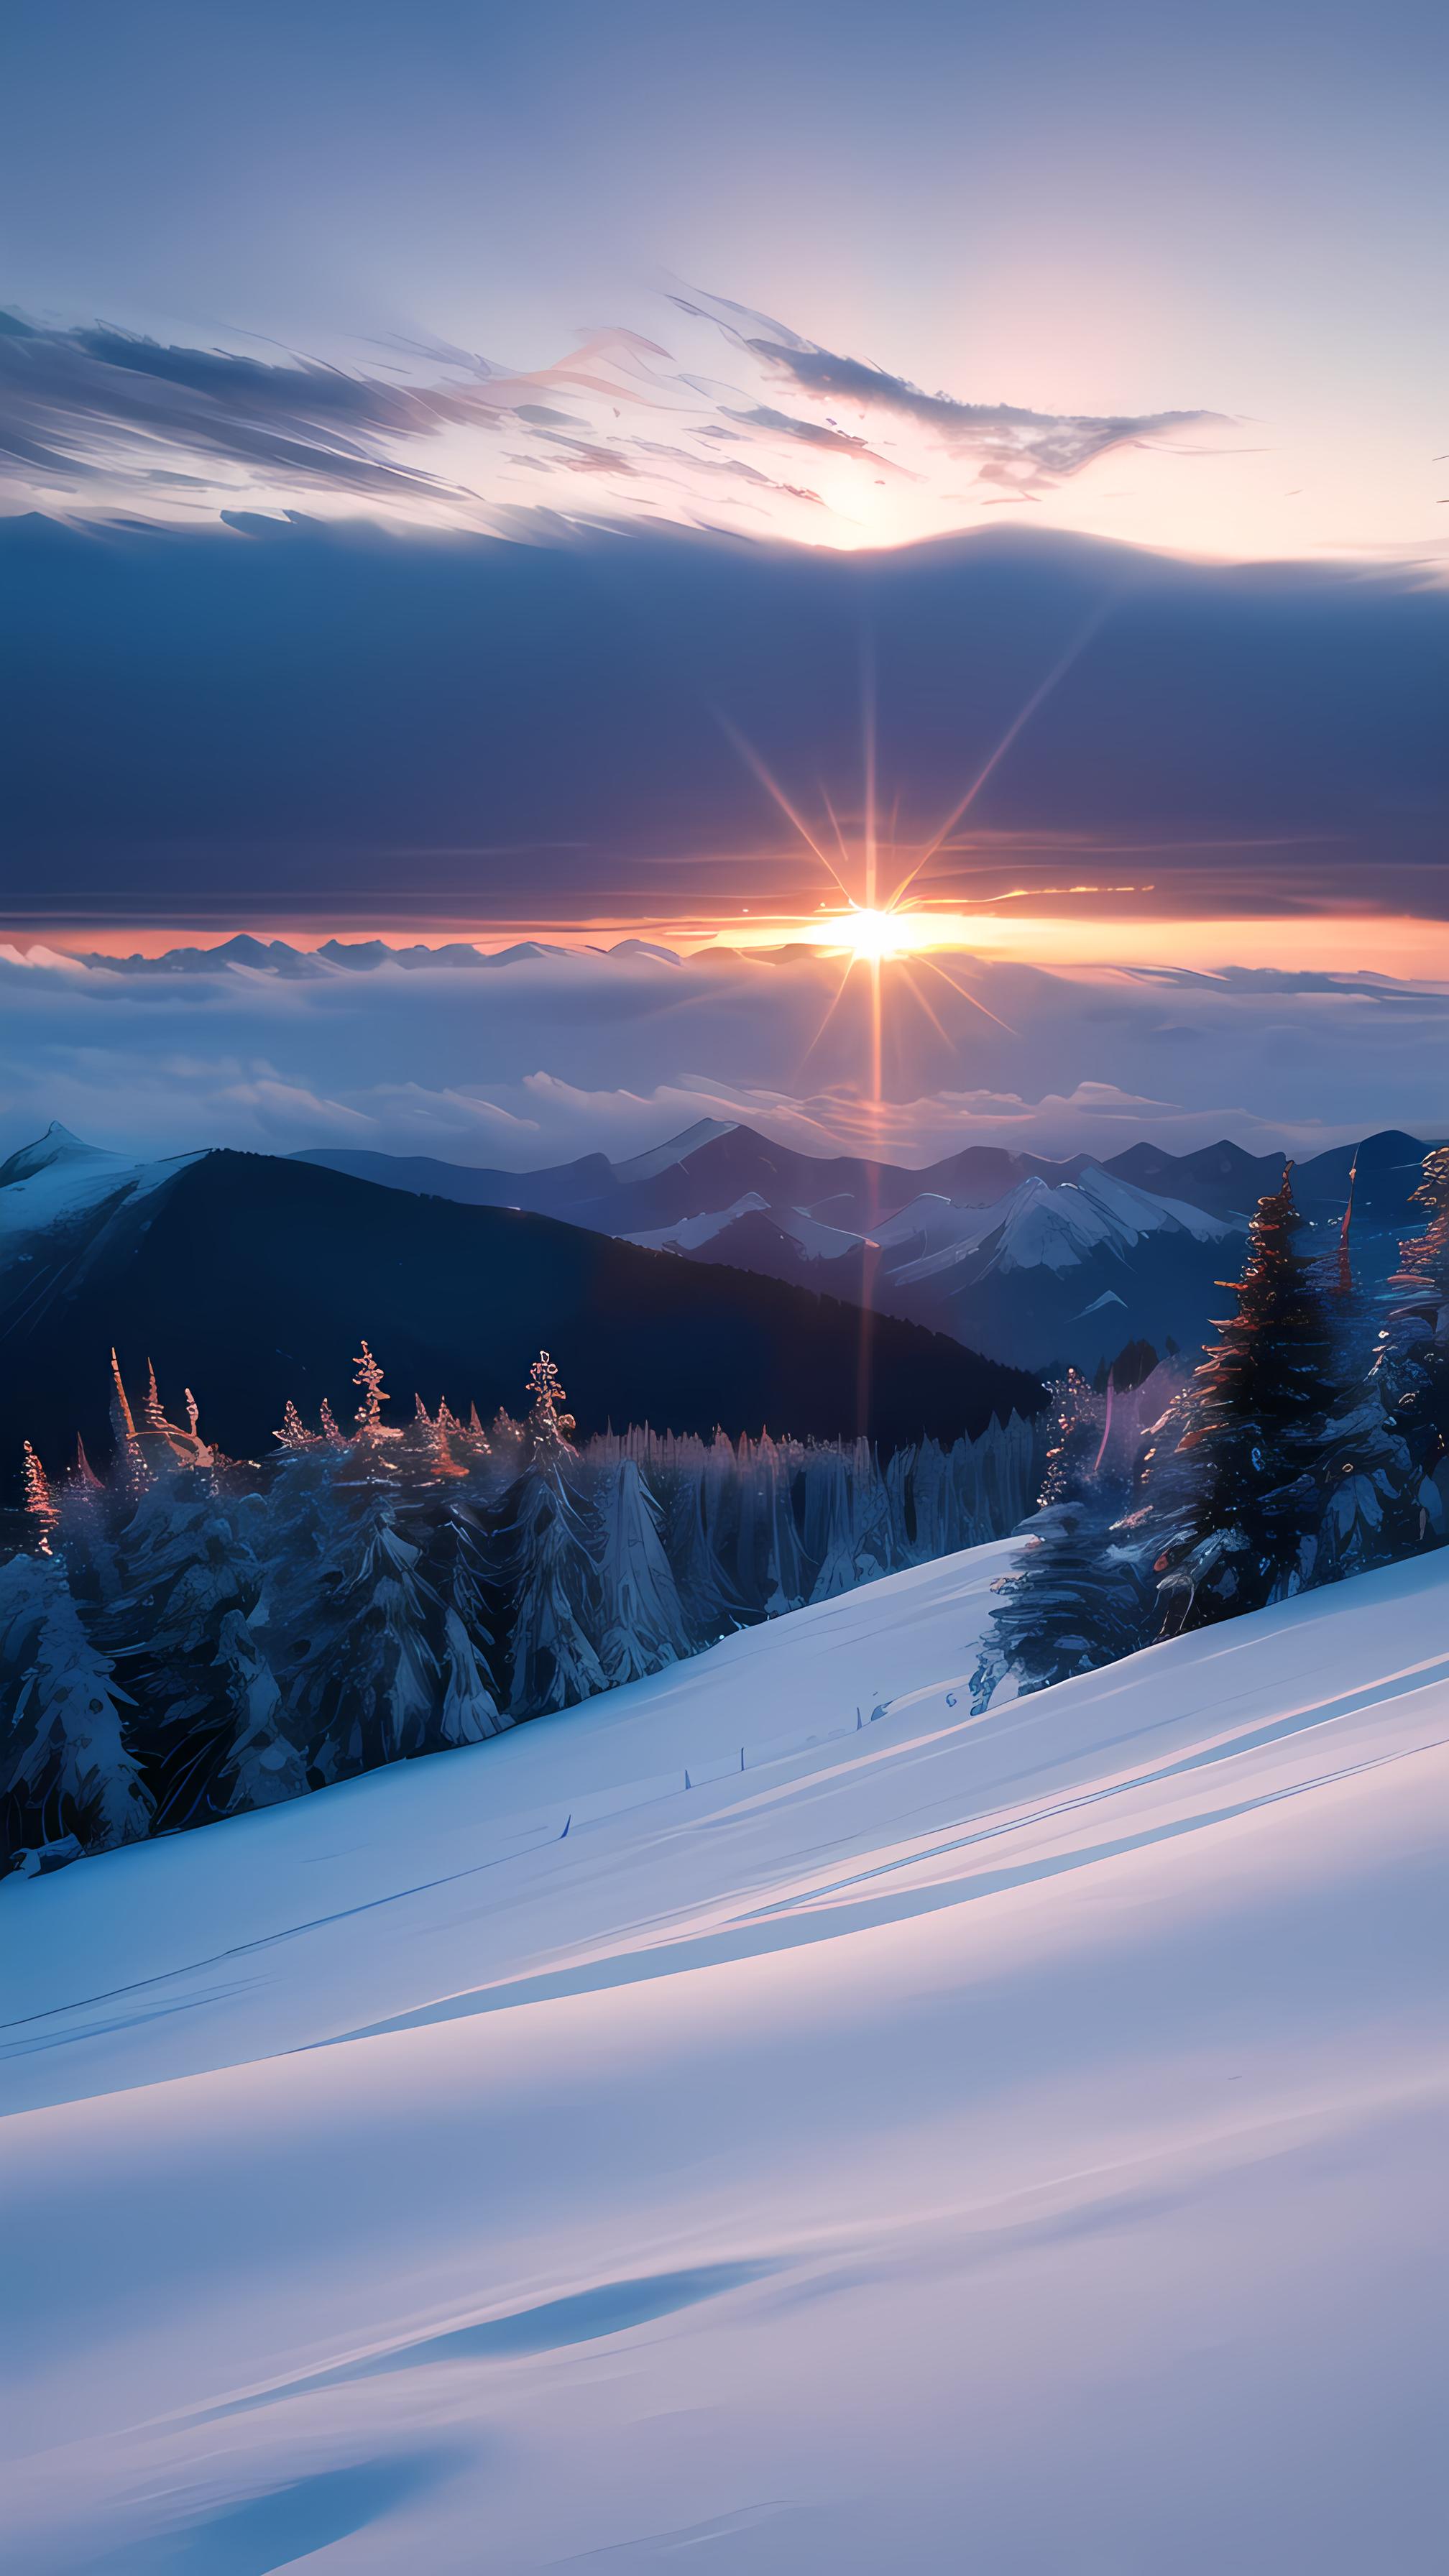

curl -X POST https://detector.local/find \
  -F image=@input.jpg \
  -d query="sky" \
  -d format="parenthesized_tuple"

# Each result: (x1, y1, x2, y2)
(0, 0, 1445, 1153)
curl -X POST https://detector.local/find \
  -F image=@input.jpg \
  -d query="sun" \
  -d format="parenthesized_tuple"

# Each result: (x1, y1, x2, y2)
(842, 905, 910, 962)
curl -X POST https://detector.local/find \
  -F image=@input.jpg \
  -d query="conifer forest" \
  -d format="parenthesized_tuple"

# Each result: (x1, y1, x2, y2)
(7, 1148, 1449, 1880)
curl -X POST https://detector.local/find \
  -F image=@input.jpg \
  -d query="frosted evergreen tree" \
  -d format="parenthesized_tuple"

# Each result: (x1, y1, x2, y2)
(421, 1478, 507, 1736)
(108, 1349, 151, 1501)
(0, 1550, 153, 1869)
(760, 1445, 809, 1614)
(505, 1462, 604, 1715)
(803, 1449, 857, 1601)
(730, 1436, 768, 1614)
(354, 1338, 391, 1435)
(666, 1462, 747, 1644)
(1373, 1144, 1449, 1524)
(597, 1458, 691, 1685)
(906, 1439, 952, 1563)
(1307, 1161, 1435, 1575)
(22, 1443, 58, 1553)
(106, 1471, 288, 1828)
(436, 1606, 511, 1745)
(52, 1440, 120, 1606)
(505, 1355, 605, 1717)
(274, 1398, 315, 1450)
(849, 1438, 896, 1581)
(290, 1394, 443, 1777)
(212, 1607, 307, 1812)
(1149, 1169, 1353, 1634)
(971, 1376, 1147, 1711)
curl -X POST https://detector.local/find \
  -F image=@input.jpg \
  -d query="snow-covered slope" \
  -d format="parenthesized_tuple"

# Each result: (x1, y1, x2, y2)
(4, 1546, 1447, 2572)
(0, 1121, 200, 1268)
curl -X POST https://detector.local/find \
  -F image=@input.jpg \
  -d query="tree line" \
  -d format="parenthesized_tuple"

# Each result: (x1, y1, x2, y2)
(1, 1348, 1039, 1874)
(972, 1152, 1449, 1708)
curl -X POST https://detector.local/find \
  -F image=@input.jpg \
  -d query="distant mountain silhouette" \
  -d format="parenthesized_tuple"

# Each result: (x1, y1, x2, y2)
(297, 1120, 1443, 1374)
(0, 1139, 1041, 1487)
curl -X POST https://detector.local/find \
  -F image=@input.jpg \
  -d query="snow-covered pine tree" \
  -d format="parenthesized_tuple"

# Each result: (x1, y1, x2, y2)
(434, 1397, 474, 1476)
(803, 1448, 858, 1601)
(420, 1476, 508, 1741)
(0, 1549, 153, 1869)
(318, 1397, 346, 1445)
(849, 1438, 896, 1580)
(906, 1438, 952, 1564)
(597, 1458, 691, 1685)
(1305, 1163, 1435, 1577)
(274, 1398, 315, 1450)
(288, 1414, 443, 1779)
(21, 1443, 58, 1552)
(1150, 1167, 1351, 1634)
(1373, 1144, 1449, 1521)
(211, 1606, 307, 1812)
(51, 1440, 120, 1606)
(760, 1442, 809, 1614)
(105, 1471, 290, 1829)
(354, 1339, 391, 1435)
(108, 1350, 151, 1501)
(504, 1357, 605, 1716)
(666, 1460, 748, 1644)
(970, 1374, 1148, 1710)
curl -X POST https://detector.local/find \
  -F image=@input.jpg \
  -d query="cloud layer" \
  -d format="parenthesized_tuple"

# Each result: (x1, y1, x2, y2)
(3, 512, 1444, 936)
(2, 939, 1446, 1172)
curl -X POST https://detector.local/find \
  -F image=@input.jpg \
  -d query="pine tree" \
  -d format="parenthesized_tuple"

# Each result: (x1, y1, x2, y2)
(666, 1462, 747, 1643)
(21, 1443, 58, 1552)
(971, 1375, 1148, 1709)
(1150, 1168, 1351, 1634)
(506, 1459, 604, 1716)
(504, 1353, 604, 1716)
(301, 1496, 440, 1776)
(106, 1472, 290, 1828)
(525, 1351, 575, 1445)
(804, 1448, 860, 1601)
(274, 1398, 314, 1449)
(1307, 1164, 1435, 1576)
(760, 1445, 809, 1613)
(422, 1486, 507, 1739)
(212, 1607, 308, 1812)
(109, 1349, 151, 1501)
(354, 1339, 390, 1434)
(597, 1459, 691, 1684)
(1374, 1144, 1449, 1505)
(0, 1550, 153, 1869)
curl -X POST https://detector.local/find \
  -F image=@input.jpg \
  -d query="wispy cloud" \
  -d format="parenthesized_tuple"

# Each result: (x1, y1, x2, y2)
(671, 288, 1225, 495)
(0, 292, 1226, 539)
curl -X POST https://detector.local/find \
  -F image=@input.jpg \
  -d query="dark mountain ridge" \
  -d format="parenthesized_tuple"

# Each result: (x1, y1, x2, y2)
(1, 1145, 1040, 1485)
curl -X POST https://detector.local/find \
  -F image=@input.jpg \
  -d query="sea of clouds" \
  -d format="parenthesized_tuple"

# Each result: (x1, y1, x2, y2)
(2, 940, 1445, 1172)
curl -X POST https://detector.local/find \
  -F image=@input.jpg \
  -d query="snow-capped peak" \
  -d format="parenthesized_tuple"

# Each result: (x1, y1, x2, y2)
(610, 1119, 741, 1186)
(891, 1163, 1237, 1285)
(0, 1122, 118, 1189)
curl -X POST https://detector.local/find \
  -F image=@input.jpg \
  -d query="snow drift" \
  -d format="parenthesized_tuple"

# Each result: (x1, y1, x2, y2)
(3, 1541, 1446, 2572)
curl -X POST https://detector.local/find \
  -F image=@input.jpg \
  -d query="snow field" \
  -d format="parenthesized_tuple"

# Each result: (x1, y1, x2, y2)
(4, 1539, 1448, 2572)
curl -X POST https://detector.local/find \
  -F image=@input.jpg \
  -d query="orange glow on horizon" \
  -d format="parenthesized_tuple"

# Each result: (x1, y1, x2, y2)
(9, 909, 1449, 983)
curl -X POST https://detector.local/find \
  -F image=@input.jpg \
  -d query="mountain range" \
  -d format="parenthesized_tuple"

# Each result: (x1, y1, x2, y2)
(0, 1126, 1039, 1487)
(298, 1121, 1437, 1371)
